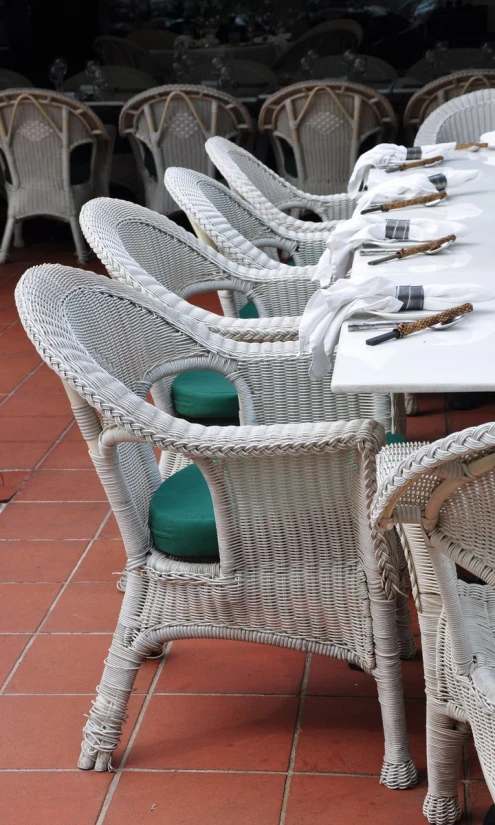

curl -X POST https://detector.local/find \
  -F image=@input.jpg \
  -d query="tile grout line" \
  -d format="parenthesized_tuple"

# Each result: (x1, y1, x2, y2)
(0, 360, 46, 406)
(96, 644, 172, 825)
(0, 506, 112, 694)
(278, 651, 312, 825)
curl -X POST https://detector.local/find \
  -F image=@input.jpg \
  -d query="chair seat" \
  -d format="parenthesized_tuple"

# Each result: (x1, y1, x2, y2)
(239, 301, 259, 319)
(171, 369, 239, 419)
(149, 463, 219, 559)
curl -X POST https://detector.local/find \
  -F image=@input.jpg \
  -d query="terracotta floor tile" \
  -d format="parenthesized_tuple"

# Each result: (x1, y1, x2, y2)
(0, 391, 71, 417)
(0, 501, 109, 540)
(0, 440, 53, 470)
(156, 639, 306, 695)
(18, 364, 65, 392)
(0, 693, 144, 768)
(126, 694, 298, 770)
(0, 353, 41, 372)
(0, 772, 112, 825)
(40, 439, 94, 469)
(188, 290, 223, 314)
(448, 406, 495, 434)
(7, 633, 159, 694)
(72, 540, 126, 581)
(0, 634, 30, 684)
(285, 775, 430, 825)
(43, 581, 123, 632)
(415, 393, 446, 414)
(0, 470, 30, 501)
(406, 411, 447, 443)
(0, 307, 18, 325)
(0, 582, 61, 631)
(0, 371, 26, 393)
(98, 513, 121, 539)
(295, 697, 427, 777)
(15, 469, 105, 501)
(470, 779, 492, 824)
(0, 415, 71, 441)
(0, 540, 86, 582)
(0, 337, 39, 357)
(105, 772, 285, 825)
(307, 656, 378, 698)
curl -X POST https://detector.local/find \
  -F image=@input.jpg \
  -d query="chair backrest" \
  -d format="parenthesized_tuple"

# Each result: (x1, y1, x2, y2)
(313, 55, 398, 83)
(258, 80, 397, 195)
(126, 27, 177, 50)
(0, 69, 33, 90)
(0, 89, 110, 192)
(120, 85, 252, 215)
(94, 36, 162, 80)
(63, 66, 157, 94)
(415, 88, 495, 145)
(273, 19, 363, 73)
(403, 70, 495, 143)
(407, 48, 494, 85)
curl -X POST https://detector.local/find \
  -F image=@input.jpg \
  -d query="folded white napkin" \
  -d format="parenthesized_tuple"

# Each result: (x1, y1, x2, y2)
(480, 131, 495, 147)
(348, 142, 457, 197)
(314, 216, 466, 286)
(357, 168, 480, 211)
(299, 276, 494, 378)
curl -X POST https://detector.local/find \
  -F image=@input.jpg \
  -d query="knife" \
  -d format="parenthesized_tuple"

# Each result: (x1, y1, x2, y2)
(367, 234, 456, 266)
(385, 154, 444, 173)
(366, 303, 473, 345)
(361, 191, 447, 214)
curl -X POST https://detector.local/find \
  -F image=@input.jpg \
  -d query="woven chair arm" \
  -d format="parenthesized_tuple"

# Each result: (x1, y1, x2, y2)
(206, 314, 299, 342)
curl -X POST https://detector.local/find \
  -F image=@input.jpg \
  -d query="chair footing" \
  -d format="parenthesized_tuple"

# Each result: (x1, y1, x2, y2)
(380, 757, 418, 790)
(78, 750, 113, 772)
(423, 792, 462, 825)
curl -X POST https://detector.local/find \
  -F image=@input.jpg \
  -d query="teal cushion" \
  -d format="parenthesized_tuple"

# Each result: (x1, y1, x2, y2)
(171, 370, 239, 419)
(386, 433, 407, 444)
(149, 463, 219, 559)
(239, 301, 259, 319)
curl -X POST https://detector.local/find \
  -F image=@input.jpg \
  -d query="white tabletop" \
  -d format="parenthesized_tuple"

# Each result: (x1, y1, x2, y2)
(331, 150, 495, 394)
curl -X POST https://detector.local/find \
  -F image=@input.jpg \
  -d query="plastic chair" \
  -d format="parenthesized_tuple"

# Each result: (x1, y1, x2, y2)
(416, 88, 495, 146)
(119, 85, 252, 215)
(258, 80, 397, 195)
(0, 89, 113, 263)
(16, 262, 417, 785)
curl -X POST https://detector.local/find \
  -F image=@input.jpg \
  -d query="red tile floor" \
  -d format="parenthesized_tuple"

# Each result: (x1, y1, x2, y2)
(1, 242, 495, 824)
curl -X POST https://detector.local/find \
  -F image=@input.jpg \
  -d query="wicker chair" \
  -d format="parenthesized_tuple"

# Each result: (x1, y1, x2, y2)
(0, 69, 33, 89)
(16, 263, 417, 786)
(373, 423, 495, 823)
(272, 19, 363, 74)
(205, 135, 355, 229)
(119, 85, 252, 215)
(404, 70, 495, 143)
(0, 89, 113, 263)
(164, 167, 330, 268)
(313, 55, 398, 84)
(406, 49, 494, 85)
(415, 88, 495, 146)
(258, 81, 398, 195)
(63, 65, 157, 96)
(94, 35, 163, 81)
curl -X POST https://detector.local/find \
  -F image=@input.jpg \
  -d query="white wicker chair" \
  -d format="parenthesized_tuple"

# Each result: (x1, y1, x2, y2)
(16, 262, 417, 786)
(258, 80, 398, 195)
(272, 19, 363, 74)
(0, 89, 113, 263)
(415, 88, 495, 146)
(164, 167, 330, 268)
(404, 70, 495, 144)
(407, 49, 494, 85)
(205, 136, 356, 228)
(373, 423, 495, 823)
(63, 65, 157, 96)
(0, 69, 33, 89)
(119, 85, 253, 215)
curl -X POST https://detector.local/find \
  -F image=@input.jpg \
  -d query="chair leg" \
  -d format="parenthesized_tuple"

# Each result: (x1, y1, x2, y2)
(423, 697, 468, 825)
(13, 221, 24, 248)
(395, 544, 417, 660)
(69, 216, 90, 264)
(0, 217, 15, 263)
(405, 393, 419, 416)
(371, 597, 418, 789)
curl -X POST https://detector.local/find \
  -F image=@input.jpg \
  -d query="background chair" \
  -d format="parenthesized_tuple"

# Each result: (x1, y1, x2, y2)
(373, 423, 495, 824)
(16, 263, 417, 786)
(119, 85, 252, 215)
(205, 136, 355, 228)
(258, 80, 397, 195)
(0, 69, 33, 90)
(406, 49, 494, 85)
(415, 88, 495, 146)
(313, 55, 398, 84)
(272, 19, 363, 75)
(186, 60, 278, 98)
(94, 35, 163, 81)
(63, 65, 157, 97)
(0, 89, 113, 263)
(125, 27, 177, 50)
(404, 70, 495, 143)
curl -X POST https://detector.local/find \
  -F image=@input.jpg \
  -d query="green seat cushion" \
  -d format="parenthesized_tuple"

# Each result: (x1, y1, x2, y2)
(386, 433, 407, 444)
(239, 301, 259, 319)
(149, 463, 219, 559)
(171, 369, 239, 419)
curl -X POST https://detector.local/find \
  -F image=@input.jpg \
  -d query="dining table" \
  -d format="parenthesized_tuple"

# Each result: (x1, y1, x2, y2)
(330, 149, 495, 396)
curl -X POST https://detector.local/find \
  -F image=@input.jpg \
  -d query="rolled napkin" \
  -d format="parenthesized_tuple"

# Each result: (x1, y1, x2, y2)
(314, 216, 466, 286)
(480, 131, 495, 148)
(357, 168, 480, 212)
(348, 143, 457, 197)
(299, 276, 494, 378)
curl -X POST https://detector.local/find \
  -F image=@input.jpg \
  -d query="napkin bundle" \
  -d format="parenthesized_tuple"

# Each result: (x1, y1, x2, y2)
(314, 216, 466, 286)
(299, 276, 494, 378)
(357, 168, 480, 211)
(348, 143, 458, 197)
